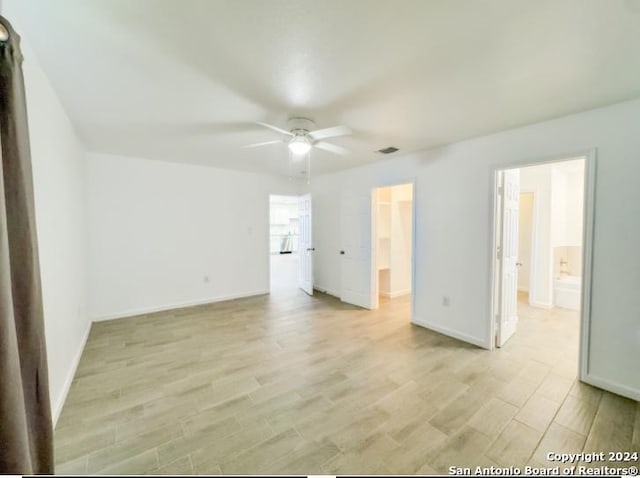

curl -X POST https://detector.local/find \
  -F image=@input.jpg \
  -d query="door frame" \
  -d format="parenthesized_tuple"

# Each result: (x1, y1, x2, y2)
(298, 193, 313, 295)
(371, 179, 417, 321)
(488, 149, 596, 383)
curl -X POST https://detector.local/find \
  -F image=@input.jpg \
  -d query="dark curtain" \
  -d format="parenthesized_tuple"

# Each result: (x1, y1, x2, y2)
(0, 15, 54, 475)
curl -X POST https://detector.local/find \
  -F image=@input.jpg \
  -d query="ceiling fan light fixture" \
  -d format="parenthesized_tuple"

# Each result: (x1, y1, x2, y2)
(288, 135, 312, 155)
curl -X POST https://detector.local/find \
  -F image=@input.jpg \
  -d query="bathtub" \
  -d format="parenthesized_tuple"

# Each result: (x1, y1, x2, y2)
(554, 275, 581, 310)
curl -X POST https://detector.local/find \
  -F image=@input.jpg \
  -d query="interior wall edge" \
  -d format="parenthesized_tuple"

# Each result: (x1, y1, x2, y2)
(4, 11, 93, 421)
(52, 320, 91, 427)
(583, 373, 640, 402)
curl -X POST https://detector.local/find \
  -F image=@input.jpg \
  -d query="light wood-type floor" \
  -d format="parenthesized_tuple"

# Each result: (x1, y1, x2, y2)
(55, 289, 640, 475)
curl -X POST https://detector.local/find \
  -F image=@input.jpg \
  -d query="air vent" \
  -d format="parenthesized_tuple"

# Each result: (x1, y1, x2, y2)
(378, 146, 399, 154)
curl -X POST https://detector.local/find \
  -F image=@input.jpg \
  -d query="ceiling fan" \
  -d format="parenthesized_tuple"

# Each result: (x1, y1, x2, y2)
(242, 118, 352, 156)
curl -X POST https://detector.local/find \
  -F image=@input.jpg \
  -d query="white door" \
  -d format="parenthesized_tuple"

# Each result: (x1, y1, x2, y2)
(298, 194, 313, 295)
(340, 191, 374, 309)
(497, 169, 520, 347)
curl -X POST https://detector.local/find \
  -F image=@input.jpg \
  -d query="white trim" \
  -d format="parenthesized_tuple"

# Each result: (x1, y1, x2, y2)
(412, 317, 489, 349)
(372, 191, 379, 309)
(579, 151, 597, 381)
(53, 321, 91, 427)
(266, 193, 273, 292)
(410, 181, 417, 325)
(519, 189, 540, 302)
(489, 170, 501, 349)
(379, 289, 411, 298)
(91, 289, 269, 322)
(583, 373, 640, 402)
(529, 300, 554, 309)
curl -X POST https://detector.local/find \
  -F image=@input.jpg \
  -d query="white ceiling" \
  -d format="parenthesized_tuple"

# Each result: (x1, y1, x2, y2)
(6, 0, 640, 176)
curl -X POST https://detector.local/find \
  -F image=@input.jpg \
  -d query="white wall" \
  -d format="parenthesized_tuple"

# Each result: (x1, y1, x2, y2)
(7, 22, 91, 422)
(565, 167, 586, 246)
(517, 192, 534, 292)
(520, 159, 585, 303)
(550, 160, 586, 249)
(87, 153, 302, 320)
(550, 166, 568, 247)
(550, 160, 585, 279)
(312, 98, 640, 401)
(389, 184, 413, 296)
(313, 157, 421, 299)
(520, 164, 554, 306)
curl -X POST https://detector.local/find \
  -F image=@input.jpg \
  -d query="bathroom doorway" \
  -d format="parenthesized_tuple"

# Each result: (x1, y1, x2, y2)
(491, 155, 594, 379)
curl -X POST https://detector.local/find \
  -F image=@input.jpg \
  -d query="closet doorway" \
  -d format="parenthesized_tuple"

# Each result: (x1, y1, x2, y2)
(372, 183, 414, 311)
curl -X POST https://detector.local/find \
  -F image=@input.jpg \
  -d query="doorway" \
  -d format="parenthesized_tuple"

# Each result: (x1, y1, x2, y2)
(491, 155, 593, 378)
(269, 195, 300, 292)
(372, 183, 414, 311)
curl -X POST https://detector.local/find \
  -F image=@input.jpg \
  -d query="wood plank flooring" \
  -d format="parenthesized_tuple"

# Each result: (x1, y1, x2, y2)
(55, 289, 640, 474)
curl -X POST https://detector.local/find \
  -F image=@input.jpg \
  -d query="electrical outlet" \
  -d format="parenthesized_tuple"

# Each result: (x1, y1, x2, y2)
(442, 295, 450, 307)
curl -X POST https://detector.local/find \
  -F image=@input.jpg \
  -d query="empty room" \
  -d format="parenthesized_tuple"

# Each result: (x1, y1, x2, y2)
(1, 1, 639, 476)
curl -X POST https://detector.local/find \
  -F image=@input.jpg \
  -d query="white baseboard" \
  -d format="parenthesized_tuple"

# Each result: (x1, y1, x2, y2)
(53, 320, 91, 427)
(529, 300, 553, 309)
(92, 289, 270, 322)
(380, 289, 411, 299)
(412, 316, 490, 349)
(582, 373, 640, 402)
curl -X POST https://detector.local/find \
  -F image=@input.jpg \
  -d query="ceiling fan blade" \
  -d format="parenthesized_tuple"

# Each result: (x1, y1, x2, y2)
(314, 141, 350, 156)
(256, 121, 294, 137)
(241, 140, 283, 149)
(309, 125, 352, 141)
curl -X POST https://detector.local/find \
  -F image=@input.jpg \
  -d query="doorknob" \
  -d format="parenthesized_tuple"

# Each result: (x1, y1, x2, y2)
(340, 250, 345, 255)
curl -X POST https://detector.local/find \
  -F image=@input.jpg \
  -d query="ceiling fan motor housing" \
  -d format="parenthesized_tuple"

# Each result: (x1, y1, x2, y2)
(287, 117, 316, 135)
